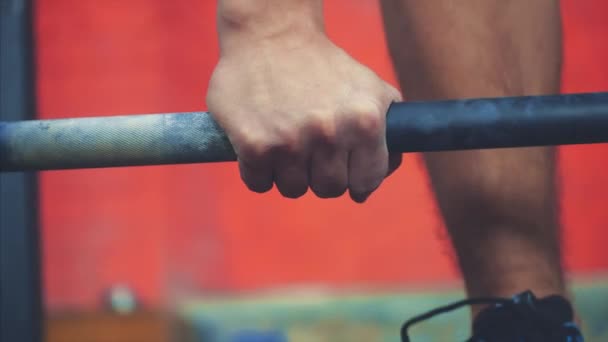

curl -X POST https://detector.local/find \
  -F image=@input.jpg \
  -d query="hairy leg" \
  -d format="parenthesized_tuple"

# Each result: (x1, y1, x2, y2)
(379, 0, 565, 313)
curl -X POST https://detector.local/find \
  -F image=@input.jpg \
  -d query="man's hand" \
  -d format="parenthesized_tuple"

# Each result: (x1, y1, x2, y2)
(207, 29, 401, 202)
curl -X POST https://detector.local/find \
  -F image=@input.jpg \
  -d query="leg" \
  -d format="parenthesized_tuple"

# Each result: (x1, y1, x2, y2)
(379, 0, 565, 314)
(425, 148, 564, 307)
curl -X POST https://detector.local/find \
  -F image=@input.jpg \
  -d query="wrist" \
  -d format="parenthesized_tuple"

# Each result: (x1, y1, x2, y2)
(217, 1, 325, 55)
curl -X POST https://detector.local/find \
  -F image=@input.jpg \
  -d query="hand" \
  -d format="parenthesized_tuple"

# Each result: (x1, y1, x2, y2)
(206, 32, 402, 202)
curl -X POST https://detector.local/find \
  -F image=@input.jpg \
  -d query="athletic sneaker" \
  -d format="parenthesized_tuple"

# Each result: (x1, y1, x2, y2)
(400, 290, 584, 342)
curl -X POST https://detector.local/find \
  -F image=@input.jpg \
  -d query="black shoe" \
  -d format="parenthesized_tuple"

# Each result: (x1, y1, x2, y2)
(400, 290, 584, 342)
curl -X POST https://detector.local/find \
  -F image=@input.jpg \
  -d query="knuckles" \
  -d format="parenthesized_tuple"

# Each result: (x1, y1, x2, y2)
(235, 129, 301, 162)
(307, 114, 338, 146)
(306, 102, 385, 147)
(236, 135, 272, 161)
(347, 102, 384, 140)
(228, 101, 386, 164)
(354, 112, 383, 140)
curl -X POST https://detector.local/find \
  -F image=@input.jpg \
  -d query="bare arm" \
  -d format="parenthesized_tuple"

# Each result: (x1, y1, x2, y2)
(380, 0, 564, 300)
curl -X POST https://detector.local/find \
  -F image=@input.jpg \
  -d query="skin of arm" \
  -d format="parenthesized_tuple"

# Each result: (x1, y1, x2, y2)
(207, 0, 402, 202)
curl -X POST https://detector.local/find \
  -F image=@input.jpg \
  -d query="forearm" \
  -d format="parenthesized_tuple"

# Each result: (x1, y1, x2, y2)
(217, 0, 324, 54)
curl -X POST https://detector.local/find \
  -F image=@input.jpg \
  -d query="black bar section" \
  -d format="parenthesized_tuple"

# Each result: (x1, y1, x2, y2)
(386, 92, 608, 152)
(0, 1, 42, 342)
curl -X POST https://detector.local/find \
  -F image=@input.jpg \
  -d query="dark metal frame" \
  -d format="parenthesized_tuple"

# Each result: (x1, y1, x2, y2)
(0, 1, 42, 342)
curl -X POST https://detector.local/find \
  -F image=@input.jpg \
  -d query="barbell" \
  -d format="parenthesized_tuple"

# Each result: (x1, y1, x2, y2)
(1, 92, 608, 172)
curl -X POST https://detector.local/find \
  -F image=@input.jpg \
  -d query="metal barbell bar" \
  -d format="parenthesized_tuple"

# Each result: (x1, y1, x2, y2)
(1, 92, 608, 172)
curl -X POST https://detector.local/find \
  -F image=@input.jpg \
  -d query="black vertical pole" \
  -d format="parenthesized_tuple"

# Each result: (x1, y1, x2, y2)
(0, 0, 42, 342)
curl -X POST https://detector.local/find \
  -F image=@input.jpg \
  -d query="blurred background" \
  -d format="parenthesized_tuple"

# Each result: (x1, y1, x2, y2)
(29, 0, 608, 341)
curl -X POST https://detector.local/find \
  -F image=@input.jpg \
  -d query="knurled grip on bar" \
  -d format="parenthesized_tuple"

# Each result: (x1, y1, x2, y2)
(1, 92, 608, 171)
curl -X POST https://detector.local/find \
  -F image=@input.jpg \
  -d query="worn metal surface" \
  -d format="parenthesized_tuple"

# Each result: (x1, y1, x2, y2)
(1, 92, 608, 171)
(0, 111, 237, 170)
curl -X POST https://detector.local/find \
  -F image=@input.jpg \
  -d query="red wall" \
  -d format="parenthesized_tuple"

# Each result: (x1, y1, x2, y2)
(36, 0, 608, 310)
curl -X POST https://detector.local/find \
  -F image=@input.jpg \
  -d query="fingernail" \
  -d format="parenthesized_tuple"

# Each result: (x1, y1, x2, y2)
(351, 192, 371, 204)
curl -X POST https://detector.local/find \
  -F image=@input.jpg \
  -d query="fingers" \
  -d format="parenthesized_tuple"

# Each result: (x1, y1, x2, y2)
(240, 146, 395, 202)
(274, 156, 309, 198)
(238, 157, 274, 193)
(236, 131, 310, 198)
(236, 104, 398, 202)
(231, 83, 403, 202)
(310, 148, 348, 198)
(339, 101, 390, 203)
(245, 135, 349, 199)
(348, 142, 389, 203)
(233, 129, 276, 194)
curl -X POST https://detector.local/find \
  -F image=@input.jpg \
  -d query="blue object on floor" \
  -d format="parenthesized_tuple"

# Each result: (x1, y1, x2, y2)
(230, 330, 288, 342)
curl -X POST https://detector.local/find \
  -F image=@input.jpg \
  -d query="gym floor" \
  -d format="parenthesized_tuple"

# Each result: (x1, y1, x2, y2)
(178, 279, 608, 341)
